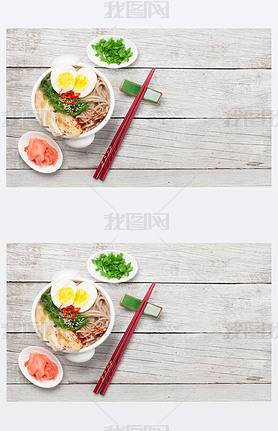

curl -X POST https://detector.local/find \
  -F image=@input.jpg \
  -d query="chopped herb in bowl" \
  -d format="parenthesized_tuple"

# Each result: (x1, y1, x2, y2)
(92, 252, 133, 280)
(91, 38, 133, 66)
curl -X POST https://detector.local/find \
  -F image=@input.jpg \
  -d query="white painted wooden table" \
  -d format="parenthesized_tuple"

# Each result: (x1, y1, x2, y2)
(6, 243, 271, 402)
(6, 29, 271, 187)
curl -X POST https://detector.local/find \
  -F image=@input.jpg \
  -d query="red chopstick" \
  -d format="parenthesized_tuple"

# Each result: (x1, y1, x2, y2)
(93, 68, 156, 180)
(99, 85, 147, 180)
(93, 282, 156, 395)
(93, 282, 155, 394)
(97, 283, 156, 395)
(93, 68, 155, 180)
(98, 71, 155, 180)
(99, 294, 152, 395)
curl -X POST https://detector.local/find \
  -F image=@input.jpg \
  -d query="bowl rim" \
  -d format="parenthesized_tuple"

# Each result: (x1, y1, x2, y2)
(31, 277, 115, 354)
(31, 62, 115, 138)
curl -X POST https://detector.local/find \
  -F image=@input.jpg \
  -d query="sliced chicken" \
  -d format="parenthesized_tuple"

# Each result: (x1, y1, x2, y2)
(35, 89, 49, 127)
(54, 112, 82, 137)
(35, 303, 63, 351)
(46, 322, 64, 352)
(35, 303, 49, 341)
(35, 88, 63, 135)
(46, 109, 64, 137)
(56, 328, 83, 352)
(35, 88, 82, 137)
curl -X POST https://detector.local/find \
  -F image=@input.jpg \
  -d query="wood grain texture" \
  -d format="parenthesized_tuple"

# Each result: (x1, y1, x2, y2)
(6, 168, 272, 187)
(7, 282, 271, 334)
(7, 333, 271, 384)
(6, 119, 271, 170)
(6, 67, 271, 119)
(6, 243, 271, 401)
(7, 383, 271, 402)
(6, 243, 271, 283)
(6, 28, 271, 68)
(6, 28, 272, 187)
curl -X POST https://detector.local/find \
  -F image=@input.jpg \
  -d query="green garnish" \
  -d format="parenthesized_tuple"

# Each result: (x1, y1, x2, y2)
(40, 291, 89, 331)
(40, 76, 89, 117)
(91, 38, 133, 66)
(92, 252, 133, 280)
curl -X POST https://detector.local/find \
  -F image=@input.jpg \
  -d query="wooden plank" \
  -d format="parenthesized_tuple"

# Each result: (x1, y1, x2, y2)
(6, 68, 271, 119)
(6, 168, 272, 187)
(6, 383, 271, 402)
(7, 332, 271, 384)
(6, 243, 271, 284)
(6, 118, 271, 170)
(6, 282, 271, 333)
(6, 29, 271, 69)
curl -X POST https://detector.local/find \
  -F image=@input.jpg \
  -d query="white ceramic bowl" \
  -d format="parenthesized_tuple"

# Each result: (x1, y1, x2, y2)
(87, 35, 138, 69)
(31, 63, 115, 148)
(31, 278, 115, 363)
(18, 131, 63, 173)
(87, 249, 138, 284)
(18, 346, 63, 388)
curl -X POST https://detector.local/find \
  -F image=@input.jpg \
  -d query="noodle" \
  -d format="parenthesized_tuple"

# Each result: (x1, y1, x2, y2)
(76, 290, 110, 347)
(76, 76, 110, 133)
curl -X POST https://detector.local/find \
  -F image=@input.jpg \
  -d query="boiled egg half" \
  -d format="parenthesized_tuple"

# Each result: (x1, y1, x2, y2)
(51, 64, 77, 94)
(72, 67, 97, 98)
(73, 281, 97, 312)
(51, 278, 77, 308)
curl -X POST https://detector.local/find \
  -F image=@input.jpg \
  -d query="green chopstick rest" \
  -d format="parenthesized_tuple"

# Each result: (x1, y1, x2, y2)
(120, 294, 162, 318)
(120, 79, 162, 104)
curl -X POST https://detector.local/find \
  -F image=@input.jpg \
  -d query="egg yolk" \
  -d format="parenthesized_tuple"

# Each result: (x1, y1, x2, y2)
(73, 74, 89, 93)
(56, 287, 75, 306)
(74, 289, 89, 308)
(56, 73, 75, 92)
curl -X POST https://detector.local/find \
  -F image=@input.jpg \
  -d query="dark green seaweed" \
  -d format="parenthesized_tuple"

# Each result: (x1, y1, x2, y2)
(40, 291, 89, 331)
(40, 76, 89, 117)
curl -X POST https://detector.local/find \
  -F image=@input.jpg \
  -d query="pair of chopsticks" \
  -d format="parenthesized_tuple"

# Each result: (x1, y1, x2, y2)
(93, 282, 156, 395)
(93, 68, 156, 181)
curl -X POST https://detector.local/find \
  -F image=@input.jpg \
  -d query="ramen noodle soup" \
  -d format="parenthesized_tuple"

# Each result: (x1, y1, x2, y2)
(75, 77, 110, 133)
(35, 65, 110, 138)
(35, 281, 111, 353)
(76, 291, 110, 347)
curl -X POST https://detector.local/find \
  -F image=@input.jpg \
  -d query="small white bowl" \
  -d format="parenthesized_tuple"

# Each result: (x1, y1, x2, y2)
(87, 249, 138, 284)
(87, 35, 138, 69)
(18, 346, 63, 388)
(18, 131, 63, 174)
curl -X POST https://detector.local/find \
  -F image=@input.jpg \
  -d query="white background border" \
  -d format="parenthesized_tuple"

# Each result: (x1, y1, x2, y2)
(0, 1, 277, 430)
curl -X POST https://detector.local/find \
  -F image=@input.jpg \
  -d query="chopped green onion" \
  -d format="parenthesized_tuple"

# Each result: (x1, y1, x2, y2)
(92, 252, 133, 280)
(91, 37, 133, 66)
